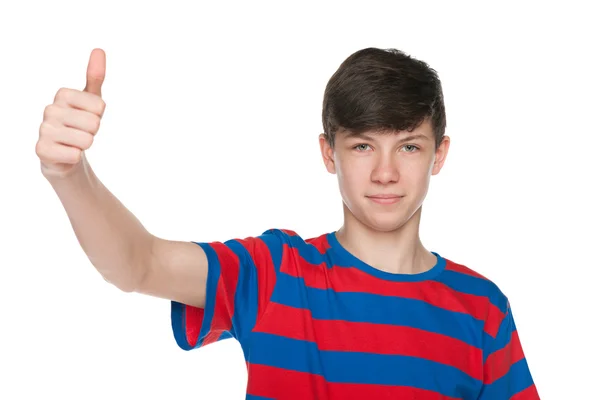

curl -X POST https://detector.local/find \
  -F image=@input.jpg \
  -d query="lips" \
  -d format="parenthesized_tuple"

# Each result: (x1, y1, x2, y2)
(367, 194, 402, 199)
(367, 195, 403, 204)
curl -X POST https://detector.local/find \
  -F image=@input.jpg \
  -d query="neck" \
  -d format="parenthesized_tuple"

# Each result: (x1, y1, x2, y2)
(335, 204, 436, 275)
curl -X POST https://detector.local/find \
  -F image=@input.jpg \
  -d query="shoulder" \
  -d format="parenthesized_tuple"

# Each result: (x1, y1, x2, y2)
(214, 228, 327, 262)
(439, 256, 510, 316)
(261, 228, 301, 240)
(259, 228, 332, 268)
(260, 228, 329, 250)
(235, 228, 314, 260)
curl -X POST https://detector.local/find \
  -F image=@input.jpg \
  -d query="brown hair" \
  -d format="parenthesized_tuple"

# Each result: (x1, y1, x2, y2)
(322, 47, 446, 150)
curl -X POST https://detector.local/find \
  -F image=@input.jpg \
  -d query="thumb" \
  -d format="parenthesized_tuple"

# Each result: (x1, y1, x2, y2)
(84, 48, 106, 97)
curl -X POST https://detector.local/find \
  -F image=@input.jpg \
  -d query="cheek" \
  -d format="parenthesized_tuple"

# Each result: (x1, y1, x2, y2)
(336, 160, 365, 197)
(407, 169, 433, 201)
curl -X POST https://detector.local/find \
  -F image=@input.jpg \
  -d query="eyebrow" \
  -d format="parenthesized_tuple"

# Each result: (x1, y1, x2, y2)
(345, 132, 430, 143)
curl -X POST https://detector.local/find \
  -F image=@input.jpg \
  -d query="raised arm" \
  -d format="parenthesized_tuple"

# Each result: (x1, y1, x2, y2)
(36, 48, 209, 308)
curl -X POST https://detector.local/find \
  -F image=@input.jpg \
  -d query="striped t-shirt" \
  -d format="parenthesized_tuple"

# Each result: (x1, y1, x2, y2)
(171, 228, 539, 399)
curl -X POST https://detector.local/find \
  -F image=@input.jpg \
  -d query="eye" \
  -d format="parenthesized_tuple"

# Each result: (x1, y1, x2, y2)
(402, 144, 420, 153)
(352, 143, 372, 152)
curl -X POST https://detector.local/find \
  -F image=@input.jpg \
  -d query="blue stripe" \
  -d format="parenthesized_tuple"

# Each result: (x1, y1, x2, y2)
(170, 301, 193, 350)
(277, 230, 448, 282)
(435, 270, 508, 313)
(249, 332, 481, 399)
(478, 358, 535, 399)
(246, 395, 274, 400)
(483, 307, 517, 361)
(271, 273, 483, 348)
(284, 232, 354, 267)
(228, 239, 259, 346)
(170, 242, 224, 350)
(220, 232, 286, 344)
(259, 230, 285, 274)
(264, 229, 325, 266)
(196, 242, 222, 343)
(171, 233, 286, 352)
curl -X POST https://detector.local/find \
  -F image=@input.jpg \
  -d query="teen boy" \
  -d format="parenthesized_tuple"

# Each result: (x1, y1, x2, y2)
(37, 47, 539, 399)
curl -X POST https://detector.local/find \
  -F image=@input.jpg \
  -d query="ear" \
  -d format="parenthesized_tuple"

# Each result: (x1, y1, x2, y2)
(431, 135, 450, 176)
(319, 134, 336, 174)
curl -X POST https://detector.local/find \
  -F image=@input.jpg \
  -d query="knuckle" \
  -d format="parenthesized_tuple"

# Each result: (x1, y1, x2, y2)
(55, 87, 68, 101)
(43, 104, 54, 119)
(82, 133, 95, 150)
(92, 115, 101, 132)
(35, 140, 47, 159)
(39, 120, 53, 137)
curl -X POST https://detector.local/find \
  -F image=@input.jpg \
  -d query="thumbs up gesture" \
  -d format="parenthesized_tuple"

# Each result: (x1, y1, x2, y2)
(36, 48, 107, 178)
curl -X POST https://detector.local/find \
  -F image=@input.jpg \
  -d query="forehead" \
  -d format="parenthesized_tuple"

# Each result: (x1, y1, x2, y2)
(340, 120, 434, 141)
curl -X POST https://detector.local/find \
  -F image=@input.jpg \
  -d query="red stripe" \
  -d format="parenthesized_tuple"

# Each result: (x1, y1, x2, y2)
(237, 237, 276, 321)
(308, 233, 332, 254)
(254, 302, 482, 379)
(183, 236, 277, 348)
(184, 305, 204, 347)
(204, 242, 241, 342)
(280, 245, 504, 337)
(203, 274, 229, 346)
(202, 329, 223, 346)
(511, 384, 540, 400)
(247, 363, 461, 400)
(484, 330, 524, 384)
(445, 262, 489, 280)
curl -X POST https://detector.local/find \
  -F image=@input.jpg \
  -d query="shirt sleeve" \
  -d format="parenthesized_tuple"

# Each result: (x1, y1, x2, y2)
(478, 300, 540, 399)
(170, 229, 287, 351)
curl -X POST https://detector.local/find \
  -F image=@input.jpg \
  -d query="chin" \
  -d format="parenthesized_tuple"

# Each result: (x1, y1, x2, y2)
(343, 195, 421, 232)
(353, 200, 422, 233)
(370, 218, 410, 233)
(352, 211, 410, 233)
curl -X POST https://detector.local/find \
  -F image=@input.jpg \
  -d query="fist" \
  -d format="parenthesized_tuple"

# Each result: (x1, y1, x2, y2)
(36, 48, 106, 178)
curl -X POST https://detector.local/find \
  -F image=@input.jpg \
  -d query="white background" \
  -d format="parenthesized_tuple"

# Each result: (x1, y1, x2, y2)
(1, 1, 598, 399)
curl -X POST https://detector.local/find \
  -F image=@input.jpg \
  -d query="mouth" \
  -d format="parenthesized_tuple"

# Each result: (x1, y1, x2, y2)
(366, 195, 404, 205)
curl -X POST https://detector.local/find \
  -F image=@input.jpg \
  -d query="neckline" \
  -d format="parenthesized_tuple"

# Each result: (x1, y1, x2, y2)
(326, 231, 446, 282)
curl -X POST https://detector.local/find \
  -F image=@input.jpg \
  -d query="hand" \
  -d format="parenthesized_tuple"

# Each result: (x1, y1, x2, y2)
(36, 48, 107, 178)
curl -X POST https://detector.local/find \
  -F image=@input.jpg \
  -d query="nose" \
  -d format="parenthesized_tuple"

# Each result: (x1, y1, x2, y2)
(371, 154, 400, 184)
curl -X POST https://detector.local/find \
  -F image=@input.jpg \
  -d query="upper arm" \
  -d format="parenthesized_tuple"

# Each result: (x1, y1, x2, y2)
(135, 230, 288, 350)
(134, 236, 209, 309)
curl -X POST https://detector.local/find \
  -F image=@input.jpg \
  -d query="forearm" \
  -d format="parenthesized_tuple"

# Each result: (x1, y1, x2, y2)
(45, 154, 153, 291)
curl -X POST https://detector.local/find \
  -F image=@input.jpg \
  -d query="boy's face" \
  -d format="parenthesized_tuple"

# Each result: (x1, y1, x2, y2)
(319, 120, 450, 232)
